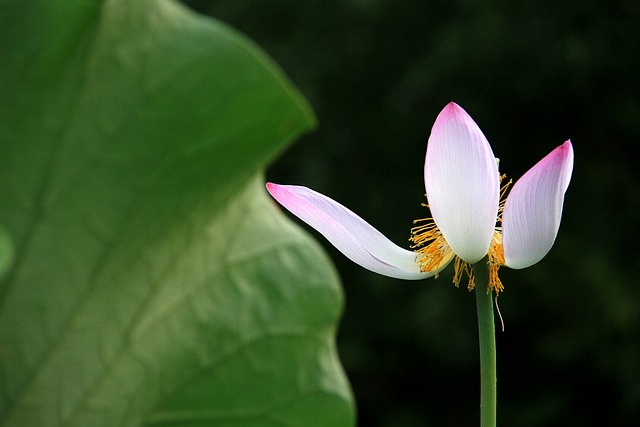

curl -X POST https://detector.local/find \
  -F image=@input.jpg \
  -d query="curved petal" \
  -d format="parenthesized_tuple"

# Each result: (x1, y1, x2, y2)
(424, 102, 500, 263)
(502, 140, 574, 269)
(266, 183, 444, 280)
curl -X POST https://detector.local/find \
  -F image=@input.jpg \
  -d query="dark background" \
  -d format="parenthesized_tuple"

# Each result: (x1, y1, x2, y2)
(185, 1, 640, 425)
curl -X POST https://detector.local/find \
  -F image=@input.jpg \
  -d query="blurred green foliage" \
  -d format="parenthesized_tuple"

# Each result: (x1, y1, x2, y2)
(0, 0, 353, 425)
(185, 0, 640, 425)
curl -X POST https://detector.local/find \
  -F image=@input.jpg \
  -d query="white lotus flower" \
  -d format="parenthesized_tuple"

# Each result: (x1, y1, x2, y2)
(267, 102, 573, 292)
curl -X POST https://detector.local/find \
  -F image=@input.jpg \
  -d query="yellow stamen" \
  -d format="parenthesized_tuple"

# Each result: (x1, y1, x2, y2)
(453, 257, 475, 290)
(487, 230, 505, 294)
(410, 173, 512, 293)
(409, 214, 454, 277)
(409, 203, 466, 287)
(497, 174, 513, 222)
(485, 174, 513, 295)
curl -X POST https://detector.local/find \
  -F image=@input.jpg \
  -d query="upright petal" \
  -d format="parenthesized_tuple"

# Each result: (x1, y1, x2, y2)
(502, 140, 574, 269)
(424, 102, 500, 263)
(266, 183, 442, 280)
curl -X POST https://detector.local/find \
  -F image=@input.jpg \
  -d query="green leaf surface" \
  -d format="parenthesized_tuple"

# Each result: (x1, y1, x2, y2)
(0, 224, 14, 280)
(0, 0, 354, 426)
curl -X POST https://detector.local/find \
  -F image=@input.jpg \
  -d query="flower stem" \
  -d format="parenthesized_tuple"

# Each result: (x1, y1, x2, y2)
(474, 263, 497, 427)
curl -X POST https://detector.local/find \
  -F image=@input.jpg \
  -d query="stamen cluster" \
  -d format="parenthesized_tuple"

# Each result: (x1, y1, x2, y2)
(410, 175, 512, 294)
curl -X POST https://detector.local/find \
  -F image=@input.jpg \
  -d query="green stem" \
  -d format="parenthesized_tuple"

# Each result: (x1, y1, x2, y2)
(474, 264, 497, 427)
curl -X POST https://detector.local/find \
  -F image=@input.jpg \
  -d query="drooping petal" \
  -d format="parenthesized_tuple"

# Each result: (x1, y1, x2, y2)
(424, 102, 500, 263)
(502, 140, 574, 269)
(266, 183, 444, 280)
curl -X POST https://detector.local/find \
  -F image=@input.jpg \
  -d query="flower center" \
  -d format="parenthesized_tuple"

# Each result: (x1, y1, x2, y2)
(409, 214, 475, 289)
(409, 174, 512, 293)
(409, 212, 455, 277)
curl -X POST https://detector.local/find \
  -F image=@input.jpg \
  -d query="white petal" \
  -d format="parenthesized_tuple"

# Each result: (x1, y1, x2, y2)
(502, 140, 574, 269)
(424, 102, 500, 263)
(266, 183, 440, 280)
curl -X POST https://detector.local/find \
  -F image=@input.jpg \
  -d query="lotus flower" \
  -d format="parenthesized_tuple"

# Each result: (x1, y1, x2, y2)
(267, 102, 573, 292)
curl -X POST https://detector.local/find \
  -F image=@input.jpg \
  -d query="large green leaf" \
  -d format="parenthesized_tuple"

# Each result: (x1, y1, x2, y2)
(0, 0, 354, 426)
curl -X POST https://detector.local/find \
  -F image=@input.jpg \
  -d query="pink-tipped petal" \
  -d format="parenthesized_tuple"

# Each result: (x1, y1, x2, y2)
(266, 183, 442, 280)
(502, 140, 574, 269)
(424, 102, 500, 263)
